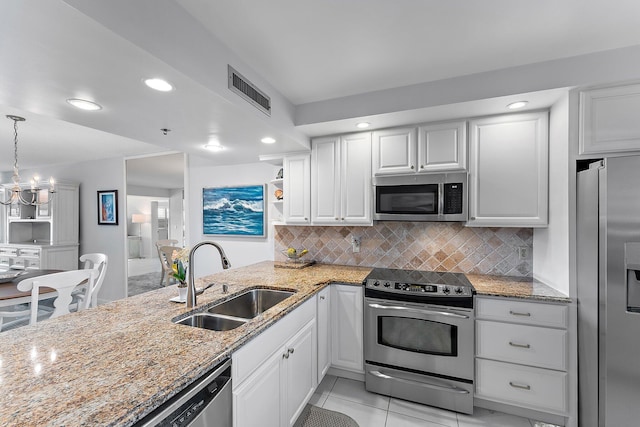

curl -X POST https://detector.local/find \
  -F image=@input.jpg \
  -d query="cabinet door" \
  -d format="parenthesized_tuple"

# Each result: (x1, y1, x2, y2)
(317, 287, 331, 383)
(468, 112, 548, 227)
(417, 121, 467, 172)
(233, 350, 282, 427)
(283, 155, 310, 224)
(284, 319, 317, 427)
(372, 127, 417, 175)
(341, 133, 372, 224)
(580, 83, 640, 155)
(331, 284, 363, 373)
(311, 137, 341, 224)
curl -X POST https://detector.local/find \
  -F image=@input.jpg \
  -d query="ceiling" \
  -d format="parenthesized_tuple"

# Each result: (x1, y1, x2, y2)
(2, 0, 640, 180)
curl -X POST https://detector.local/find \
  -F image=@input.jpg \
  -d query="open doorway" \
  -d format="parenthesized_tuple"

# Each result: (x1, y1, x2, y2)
(125, 153, 185, 296)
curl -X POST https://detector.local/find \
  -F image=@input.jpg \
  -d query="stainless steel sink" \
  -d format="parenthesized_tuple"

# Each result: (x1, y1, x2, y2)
(207, 289, 295, 319)
(176, 313, 247, 331)
(174, 288, 295, 332)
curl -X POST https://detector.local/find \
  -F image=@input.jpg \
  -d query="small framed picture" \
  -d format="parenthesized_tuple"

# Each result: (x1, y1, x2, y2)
(97, 190, 118, 225)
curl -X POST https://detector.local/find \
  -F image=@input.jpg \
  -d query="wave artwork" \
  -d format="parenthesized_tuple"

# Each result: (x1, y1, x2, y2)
(203, 185, 265, 236)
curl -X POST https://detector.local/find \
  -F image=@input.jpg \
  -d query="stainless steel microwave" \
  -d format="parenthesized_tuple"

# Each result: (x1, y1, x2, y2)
(373, 172, 467, 221)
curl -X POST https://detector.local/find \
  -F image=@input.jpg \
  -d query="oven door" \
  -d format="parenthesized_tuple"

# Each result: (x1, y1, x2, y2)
(364, 297, 474, 381)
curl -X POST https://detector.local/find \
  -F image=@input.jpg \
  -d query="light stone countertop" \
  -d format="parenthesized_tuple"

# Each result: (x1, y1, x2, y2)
(0, 261, 569, 426)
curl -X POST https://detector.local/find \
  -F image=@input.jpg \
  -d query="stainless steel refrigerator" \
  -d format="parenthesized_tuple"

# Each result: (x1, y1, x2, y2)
(577, 156, 640, 427)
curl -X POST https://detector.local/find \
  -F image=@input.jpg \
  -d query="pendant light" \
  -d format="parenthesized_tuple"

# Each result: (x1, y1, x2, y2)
(0, 115, 56, 206)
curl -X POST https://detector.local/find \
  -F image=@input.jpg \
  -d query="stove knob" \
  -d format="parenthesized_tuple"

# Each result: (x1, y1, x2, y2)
(455, 287, 464, 294)
(372, 281, 380, 287)
(384, 282, 391, 288)
(442, 286, 451, 294)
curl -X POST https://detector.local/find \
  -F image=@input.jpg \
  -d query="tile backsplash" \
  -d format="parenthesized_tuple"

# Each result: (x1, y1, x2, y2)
(275, 222, 533, 277)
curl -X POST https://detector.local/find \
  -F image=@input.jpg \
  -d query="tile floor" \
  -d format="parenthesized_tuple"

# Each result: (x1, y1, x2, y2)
(308, 375, 560, 427)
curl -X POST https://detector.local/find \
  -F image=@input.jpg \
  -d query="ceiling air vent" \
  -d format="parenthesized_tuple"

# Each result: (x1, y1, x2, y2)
(228, 65, 271, 116)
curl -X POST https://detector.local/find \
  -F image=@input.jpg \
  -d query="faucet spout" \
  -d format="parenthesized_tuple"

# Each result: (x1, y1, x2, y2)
(187, 241, 231, 308)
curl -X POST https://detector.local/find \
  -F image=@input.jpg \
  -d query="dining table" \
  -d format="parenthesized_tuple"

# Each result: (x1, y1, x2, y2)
(0, 269, 61, 308)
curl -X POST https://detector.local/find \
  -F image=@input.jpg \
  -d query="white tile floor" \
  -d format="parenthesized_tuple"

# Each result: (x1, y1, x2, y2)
(308, 375, 559, 427)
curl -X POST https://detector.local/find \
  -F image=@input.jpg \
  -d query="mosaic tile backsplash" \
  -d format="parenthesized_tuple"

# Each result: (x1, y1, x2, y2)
(275, 222, 533, 277)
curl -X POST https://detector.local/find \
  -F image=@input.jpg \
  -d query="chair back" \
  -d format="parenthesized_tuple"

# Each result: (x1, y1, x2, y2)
(80, 253, 108, 308)
(159, 246, 182, 270)
(155, 239, 179, 255)
(17, 269, 97, 325)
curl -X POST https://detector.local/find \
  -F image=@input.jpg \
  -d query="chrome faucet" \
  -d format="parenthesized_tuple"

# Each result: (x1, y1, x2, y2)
(187, 241, 232, 308)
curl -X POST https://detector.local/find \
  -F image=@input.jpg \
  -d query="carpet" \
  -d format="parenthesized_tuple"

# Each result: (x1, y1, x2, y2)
(128, 271, 169, 297)
(294, 404, 359, 427)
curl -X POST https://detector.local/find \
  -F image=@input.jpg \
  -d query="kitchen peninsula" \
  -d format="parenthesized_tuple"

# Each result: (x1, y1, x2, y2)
(0, 262, 568, 426)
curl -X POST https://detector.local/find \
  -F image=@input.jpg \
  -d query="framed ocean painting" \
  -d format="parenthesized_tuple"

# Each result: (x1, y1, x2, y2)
(202, 184, 266, 237)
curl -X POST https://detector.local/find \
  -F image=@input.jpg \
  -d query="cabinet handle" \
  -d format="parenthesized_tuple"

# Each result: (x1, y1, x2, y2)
(335, 217, 339, 220)
(420, 165, 424, 169)
(410, 165, 414, 169)
(341, 218, 345, 220)
(509, 310, 531, 317)
(509, 341, 531, 349)
(320, 296, 325, 300)
(469, 217, 476, 220)
(509, 381, 531, 391)
(283, 352, 289, 359)
(288, 348, 295, 354)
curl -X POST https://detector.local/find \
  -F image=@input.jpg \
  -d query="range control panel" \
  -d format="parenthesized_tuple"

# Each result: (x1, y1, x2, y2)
(365, 278, 474, 297)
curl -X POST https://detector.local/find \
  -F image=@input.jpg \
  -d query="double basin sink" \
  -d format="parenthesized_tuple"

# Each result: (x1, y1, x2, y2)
(175, 288, 295, 331)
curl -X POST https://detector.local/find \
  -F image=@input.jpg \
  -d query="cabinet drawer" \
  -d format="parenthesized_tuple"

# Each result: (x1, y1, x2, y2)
(0, 248, 18, 256)
(19, 248, 40, 257)
(233, 296, 315, 385)
(476, 297, 567, 328)
(476, 320, 567, 370)
(476, 358, 568, 414)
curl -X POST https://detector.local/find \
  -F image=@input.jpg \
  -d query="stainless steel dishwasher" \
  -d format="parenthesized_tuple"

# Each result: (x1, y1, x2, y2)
(134, 358, 232, 427)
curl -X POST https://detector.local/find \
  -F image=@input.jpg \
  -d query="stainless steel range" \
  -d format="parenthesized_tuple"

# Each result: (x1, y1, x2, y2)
(363, 268, 475, 414)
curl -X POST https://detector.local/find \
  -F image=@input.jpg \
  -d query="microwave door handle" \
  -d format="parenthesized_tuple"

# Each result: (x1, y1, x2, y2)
(369, 370, 470, 394)
(367, 303, 469, 319)
(438, 182, 444, 216)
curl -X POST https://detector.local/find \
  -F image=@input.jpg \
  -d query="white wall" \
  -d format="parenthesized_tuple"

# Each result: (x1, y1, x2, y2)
(16, 157, 127, 302)
(169, 188, 184, 245)
(533, 93, 570, 295)
(186, 155, 278, 278)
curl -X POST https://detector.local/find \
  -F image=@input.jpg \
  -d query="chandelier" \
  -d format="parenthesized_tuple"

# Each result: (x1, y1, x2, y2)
(0, 115, 55, 206)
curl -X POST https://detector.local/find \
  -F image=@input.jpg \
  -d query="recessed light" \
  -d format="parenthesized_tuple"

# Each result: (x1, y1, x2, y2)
(204, 143, 225, 152)
(261, 137, 276, 144)
(144, 78, 173, 92)
(356, 122, 370, 129)
(506, 101, 528, 110)
(66, 98, 102, 111)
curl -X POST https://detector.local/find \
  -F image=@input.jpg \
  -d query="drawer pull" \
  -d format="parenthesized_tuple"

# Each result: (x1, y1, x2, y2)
(509, 341, 531, 349)
(509, 381, 531, 391)
(509, 310, 531, 317)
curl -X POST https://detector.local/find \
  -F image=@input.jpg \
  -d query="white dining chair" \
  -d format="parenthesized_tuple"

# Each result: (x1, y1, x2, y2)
(158, 245, 182, 287)
(156, 239, 178, 286)
(17, 269, 97, 326)
(0, 305, 32, 332)
(79, 253, 108, 308)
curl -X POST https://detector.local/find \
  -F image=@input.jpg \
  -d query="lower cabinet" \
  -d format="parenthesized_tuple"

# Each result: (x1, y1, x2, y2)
(475, 297, 570, 417)
(232, 297, 317, 427)
(316, 286, 331, 383)
(330, 284, 363, 373)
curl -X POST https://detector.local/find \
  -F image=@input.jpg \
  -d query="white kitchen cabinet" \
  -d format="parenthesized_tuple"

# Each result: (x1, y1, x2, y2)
(283, 154, 310, 224)
(372, 127, 418, 175)
(316, 286, 331, 383)
(417, 121, 467, 172)
(468, 112, 548, 227)
(475, 296, 569, 416)
(233, 297, 317, 427)
(579, 82, 640, 155)
(311, 133, 372, 225)
(330, 284, 363, 373)
(373, 121, 466, 175)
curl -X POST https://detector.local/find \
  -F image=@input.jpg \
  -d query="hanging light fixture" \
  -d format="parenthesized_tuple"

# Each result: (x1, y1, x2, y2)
(0, 115, 55, 206)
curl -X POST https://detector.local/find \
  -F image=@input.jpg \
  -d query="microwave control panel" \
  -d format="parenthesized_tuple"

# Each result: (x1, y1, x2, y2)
(443, 183, 463, 214)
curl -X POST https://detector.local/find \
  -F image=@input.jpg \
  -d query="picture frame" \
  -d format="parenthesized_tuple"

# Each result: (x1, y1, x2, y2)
(97, 190, 118, 225)
(202, 184, 265, 237)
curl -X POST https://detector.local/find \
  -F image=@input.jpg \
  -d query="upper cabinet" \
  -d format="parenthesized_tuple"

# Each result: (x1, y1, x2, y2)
(372, 121, 467, 175)
(468, 112, 549, 227)
(311, 133, 372, 225)
(283, 154, 311, 224)
(579, 82, 640, 155)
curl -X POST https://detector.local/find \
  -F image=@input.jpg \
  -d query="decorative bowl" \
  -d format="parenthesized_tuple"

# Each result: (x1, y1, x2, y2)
(281, 248, 309, 262)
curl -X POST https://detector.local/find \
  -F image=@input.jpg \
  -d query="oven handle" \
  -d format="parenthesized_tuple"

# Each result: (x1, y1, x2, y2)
(369, 370, 470, 394)
(367, 303, 469, 319)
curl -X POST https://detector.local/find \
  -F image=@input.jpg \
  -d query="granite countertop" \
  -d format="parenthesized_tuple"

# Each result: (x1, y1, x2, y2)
(467, 274, 571, 303)
(0, 261, 370, 427)
(0, 261, 569, 426)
